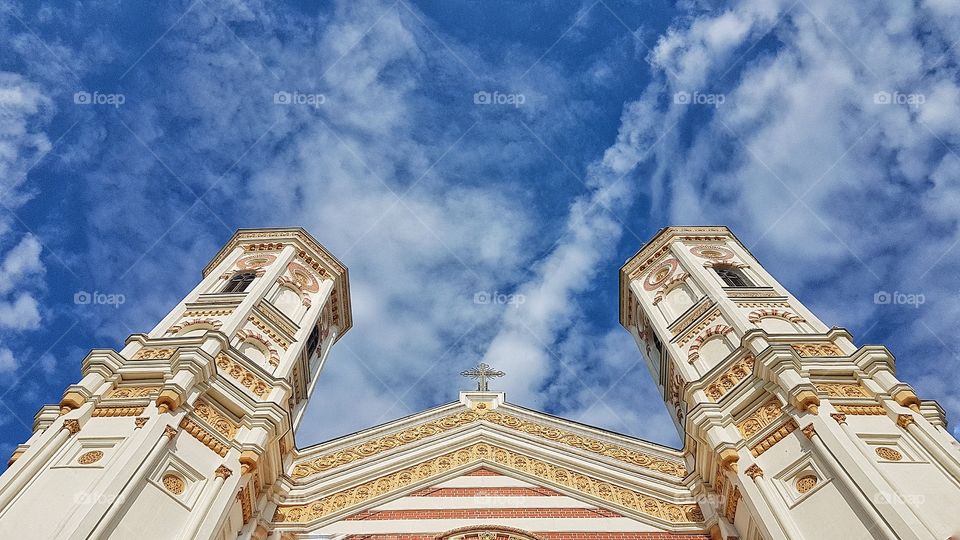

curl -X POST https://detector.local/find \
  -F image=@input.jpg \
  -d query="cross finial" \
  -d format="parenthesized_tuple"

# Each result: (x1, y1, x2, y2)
(461, 363, 505, 392)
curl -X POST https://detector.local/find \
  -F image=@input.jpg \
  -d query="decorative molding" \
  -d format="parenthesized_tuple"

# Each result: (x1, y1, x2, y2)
(792, 343, 844, 357)
(277, 443, 703, 525)
(179, 417, 229, 457)
(183, 309, 233, 318)
(748, 309, 804, 324)
(237, 330, 281, 367)
(689, 245, 735, 261)
(652, 273, 690, 305)
(286, 261, 321, 293)
(744, 464, 764, 479)
(795, 474, 818, 493)
(247, 315, 290, 349)
(92, 406, 145, 417)
(814, 382, 870, 398)
(687, 325, 734, 364)
(733, 301, 791, 308)
(896, 414, 915, 428)
(104, 385, 161, 399)
(134, 417, 148, 429)
(239, 485, 253, 523)
(724, 486, 741, 520)
(642, 258, 679, 291)
(215, 465, 233, 479)
(78, 450, 103, 465)
(132, 348, 175, 360)
(725, 288, 780, 299)
(830, 413, 847, 425)
(736, 398, 783, 438)
(291, 409, 686, 480)
(163, 473, 185, 495)
(676, 309, 722, 347)
(875, 447, 903, 461)
(705, 355, 755, 401)
(834, 405, 886, 415)
(166, 317, 222, 335)
(64, 419, 81, 434)
(215, 354, 271, 398)
(237, 254, 277, 270)
(801, 423, 816, 440)
(750, 419, 799, 457)
(192, 399, 239, 439)
(669, 299, 713, 336)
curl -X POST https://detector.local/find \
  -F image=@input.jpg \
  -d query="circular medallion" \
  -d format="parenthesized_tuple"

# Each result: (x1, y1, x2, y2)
(77, 450, 103, 465)
(795, 474, 818, 493)
(237, 254, 277, 270)
(643, 258, 679, 291)
(690, 245, 735, 261)
(875, 446, 903, 461)
(162, 473, 186, 495)
(287, 262, 320, 292)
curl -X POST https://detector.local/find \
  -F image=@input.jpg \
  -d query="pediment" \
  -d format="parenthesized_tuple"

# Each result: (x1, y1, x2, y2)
(277, 394, 704, 534)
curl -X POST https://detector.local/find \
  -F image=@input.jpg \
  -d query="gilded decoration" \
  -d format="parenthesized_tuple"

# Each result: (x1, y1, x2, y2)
(134, 417, 148, 429)
(750, 419, 799, 457)
(795, 474, 818, 493)
(875, 447, 903, 461)
(814, 382, 869, 398)
(705, 355, 755, 401)
(724, 486, 741, 520)
(179, 417, 229, 457)
(239, 485, 253, 523)
(162, 473, 185, 495)
(792, 343, 844, 357)
(192, 399, 239, 439)
(64, 419, 81, 434)
(132, 348, 175, 360)
(92, 406, 145, 417)
(736, 398, 784, 438)
(77, 450, 103, 465)
(744, 464, 764, 479)
(277, 443, 703, 525)
(835, 405, 886, 416)
(291, 408, 686, 480)
(216, 354, 271, 398)
(896, 414, 915, 428)
(104, 385, 160, 399)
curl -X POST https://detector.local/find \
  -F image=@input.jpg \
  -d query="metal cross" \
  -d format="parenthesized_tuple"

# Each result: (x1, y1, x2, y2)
(460, 363, 505, 392)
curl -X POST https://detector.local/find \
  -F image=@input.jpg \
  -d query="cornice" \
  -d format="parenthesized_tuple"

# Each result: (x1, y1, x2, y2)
(201, 228, 353, 336)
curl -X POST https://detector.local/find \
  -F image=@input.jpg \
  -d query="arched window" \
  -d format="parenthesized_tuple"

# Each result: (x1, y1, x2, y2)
(306, 325, 320, 357)
(221, 271, 256, 293)
(714, 266, 752, 287)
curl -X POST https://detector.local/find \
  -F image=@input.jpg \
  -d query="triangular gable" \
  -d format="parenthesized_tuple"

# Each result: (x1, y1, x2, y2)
(291, 400, 686, 482)
(275, 443, 704, 529)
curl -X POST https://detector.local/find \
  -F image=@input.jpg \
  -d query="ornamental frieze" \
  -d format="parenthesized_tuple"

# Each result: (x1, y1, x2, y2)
(275, 443, 703, 525)
(814, 382, 870, 398)
(215, 354, 272, 398)
(736, 398, 784, 438)
(131, 348, 175, 360)
(704, 355, 755, 401)
(192, 398, 239, 439)
(103, 385, 161, 399)
(792, 343, 844, 357)
(291, 408, 686, 480)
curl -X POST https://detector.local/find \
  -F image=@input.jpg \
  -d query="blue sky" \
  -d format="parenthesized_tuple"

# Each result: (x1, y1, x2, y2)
(1, 0, 960, 456)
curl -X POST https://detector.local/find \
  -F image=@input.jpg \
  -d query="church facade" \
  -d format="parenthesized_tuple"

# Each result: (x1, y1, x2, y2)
(0, 226, 958, 539)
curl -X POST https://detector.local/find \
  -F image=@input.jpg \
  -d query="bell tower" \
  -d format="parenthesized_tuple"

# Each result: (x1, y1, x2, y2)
(0, 228, 351, 539)
(620, 226, 960, 540)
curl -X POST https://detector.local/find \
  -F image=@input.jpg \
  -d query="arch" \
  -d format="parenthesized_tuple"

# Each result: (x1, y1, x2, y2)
(748, 308, 805, 324)
(273, 283, 306, 318)
(166, 318, 222, 336)
(688, 325, 735, 364)
(237, 330, 280, 367)
(436, 526, 546, 540)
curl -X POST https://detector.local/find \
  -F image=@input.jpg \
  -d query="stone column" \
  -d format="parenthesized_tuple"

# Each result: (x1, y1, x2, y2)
(0, 419, 81, 511)
(86, 425, 178, 538)
(744, 464, 804, 540)
(180, 465, 233, 538)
